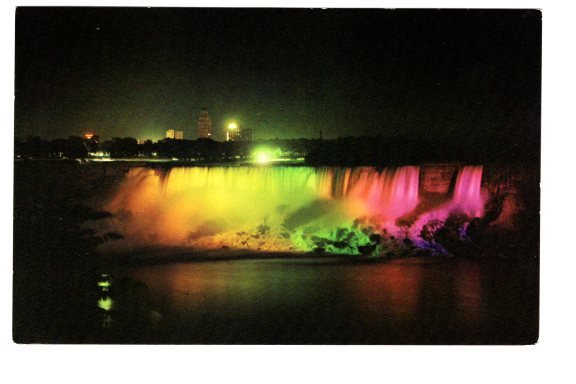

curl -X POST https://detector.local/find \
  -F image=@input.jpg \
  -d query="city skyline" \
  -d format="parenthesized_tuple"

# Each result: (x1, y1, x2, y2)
(15, 8, 540, 148)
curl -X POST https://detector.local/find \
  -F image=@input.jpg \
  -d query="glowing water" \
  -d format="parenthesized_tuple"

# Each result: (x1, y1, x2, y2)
(104, 165, 486, 254)
(453, 165, 485, 217)
(408, 165, 486, 247)
(345, 166, 420, 224)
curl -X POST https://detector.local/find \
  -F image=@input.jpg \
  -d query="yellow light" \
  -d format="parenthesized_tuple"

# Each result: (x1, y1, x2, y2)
(228, 123, 238, 130)
(256, 152, 271, 164)
(252, 146, 281, 164)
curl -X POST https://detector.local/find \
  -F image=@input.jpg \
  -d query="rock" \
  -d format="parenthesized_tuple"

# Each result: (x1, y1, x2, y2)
(257, 224, 270, 235)
(334, 241, 348, 249)
(357, 244, 376, 255)
(336, 227, 348, 239)
(362, 227, 374, 235)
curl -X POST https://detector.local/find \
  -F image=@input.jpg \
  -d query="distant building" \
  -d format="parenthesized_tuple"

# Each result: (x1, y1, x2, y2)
(242, 128, 252, 142)
(83, 133, 99, 152)
(197, 108, 212, 138)
(226, 123, 252, 142)
(166, 129, 184, 140)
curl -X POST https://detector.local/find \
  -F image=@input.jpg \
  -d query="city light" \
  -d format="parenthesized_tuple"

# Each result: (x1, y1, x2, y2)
(228, 123, 238, 129)
(256, 151, 271, 164)
(98, 296, 113, 311)
(251, 146, 281, 164)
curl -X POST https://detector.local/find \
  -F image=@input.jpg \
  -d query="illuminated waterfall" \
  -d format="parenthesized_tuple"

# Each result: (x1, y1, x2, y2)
(452, 165, 485, 217)
(408, 165, 486, 247)
(104, 165, 486, 254)
(345, 166, 420, 221)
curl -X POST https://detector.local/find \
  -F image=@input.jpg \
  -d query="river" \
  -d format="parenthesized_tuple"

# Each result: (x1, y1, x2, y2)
(93, 255, 538, 344)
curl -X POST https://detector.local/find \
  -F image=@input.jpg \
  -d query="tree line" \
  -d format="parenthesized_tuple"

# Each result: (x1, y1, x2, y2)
(14, 136, 318, 161)
(15, 132, 539, 165)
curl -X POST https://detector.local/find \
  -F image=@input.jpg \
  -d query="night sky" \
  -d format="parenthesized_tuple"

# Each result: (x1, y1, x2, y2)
(15, 8, 541, 142)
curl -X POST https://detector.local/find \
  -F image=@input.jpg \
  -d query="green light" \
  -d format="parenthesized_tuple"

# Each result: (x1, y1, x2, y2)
(256, 152, 271, 164)
(98, 274, 112, 289)
(290, 222, 378, 255)
(98, 297, 113, 311)
(252, 146, 281, 164)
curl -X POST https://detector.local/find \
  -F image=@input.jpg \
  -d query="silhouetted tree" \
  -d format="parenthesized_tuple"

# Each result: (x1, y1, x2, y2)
(102, 137, 139, 158)
(140, 139, 155, 157)
(63, 136, 88, 159)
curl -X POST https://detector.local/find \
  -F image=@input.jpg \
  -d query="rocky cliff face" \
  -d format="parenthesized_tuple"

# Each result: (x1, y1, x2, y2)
(420, 163, 459, 194)
(419, 163, 539, 231)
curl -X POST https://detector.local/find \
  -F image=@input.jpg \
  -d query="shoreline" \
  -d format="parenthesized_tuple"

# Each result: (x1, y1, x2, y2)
(96, 244, 505, 269)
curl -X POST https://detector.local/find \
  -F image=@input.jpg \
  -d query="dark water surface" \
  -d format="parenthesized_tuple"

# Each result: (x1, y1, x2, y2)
(89, 256, 538, 344)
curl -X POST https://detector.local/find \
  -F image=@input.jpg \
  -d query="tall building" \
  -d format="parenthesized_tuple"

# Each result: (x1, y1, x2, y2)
(226, 123, 240, 141)
(197, 108, 212, 139)
(226, 123, 252, 142)
(166, 129, 184, 140)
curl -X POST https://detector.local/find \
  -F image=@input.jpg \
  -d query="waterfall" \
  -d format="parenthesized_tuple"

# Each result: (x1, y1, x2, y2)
(104, 165, 485, 253)
(452, 165, 485, 217)
(408, 165, 486, 248)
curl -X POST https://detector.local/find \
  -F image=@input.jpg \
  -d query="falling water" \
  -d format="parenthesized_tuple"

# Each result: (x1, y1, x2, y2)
(408, 165, 486, 248)
(452, 165, 485, 217)
(345, 166, 420, 219)
(103, 165, 486, 254)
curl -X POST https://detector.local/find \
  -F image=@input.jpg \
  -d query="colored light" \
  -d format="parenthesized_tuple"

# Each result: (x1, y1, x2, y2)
(105, 166, 487, 255)
(256, 152, 270, 164)
(98, 297, 113, 311)
(251, 146, 281, 164)
(228, 123, 238, 129)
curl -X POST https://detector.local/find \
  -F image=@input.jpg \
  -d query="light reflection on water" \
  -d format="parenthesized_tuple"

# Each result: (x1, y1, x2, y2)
(127, 259, 327, 316)
(351, 262, 424, 321)
(95, 257, 535, 344)
(455, 261, 482, 323)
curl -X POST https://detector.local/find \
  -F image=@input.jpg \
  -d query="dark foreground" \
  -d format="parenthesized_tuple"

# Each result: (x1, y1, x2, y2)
(14, 254, 538, 345)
